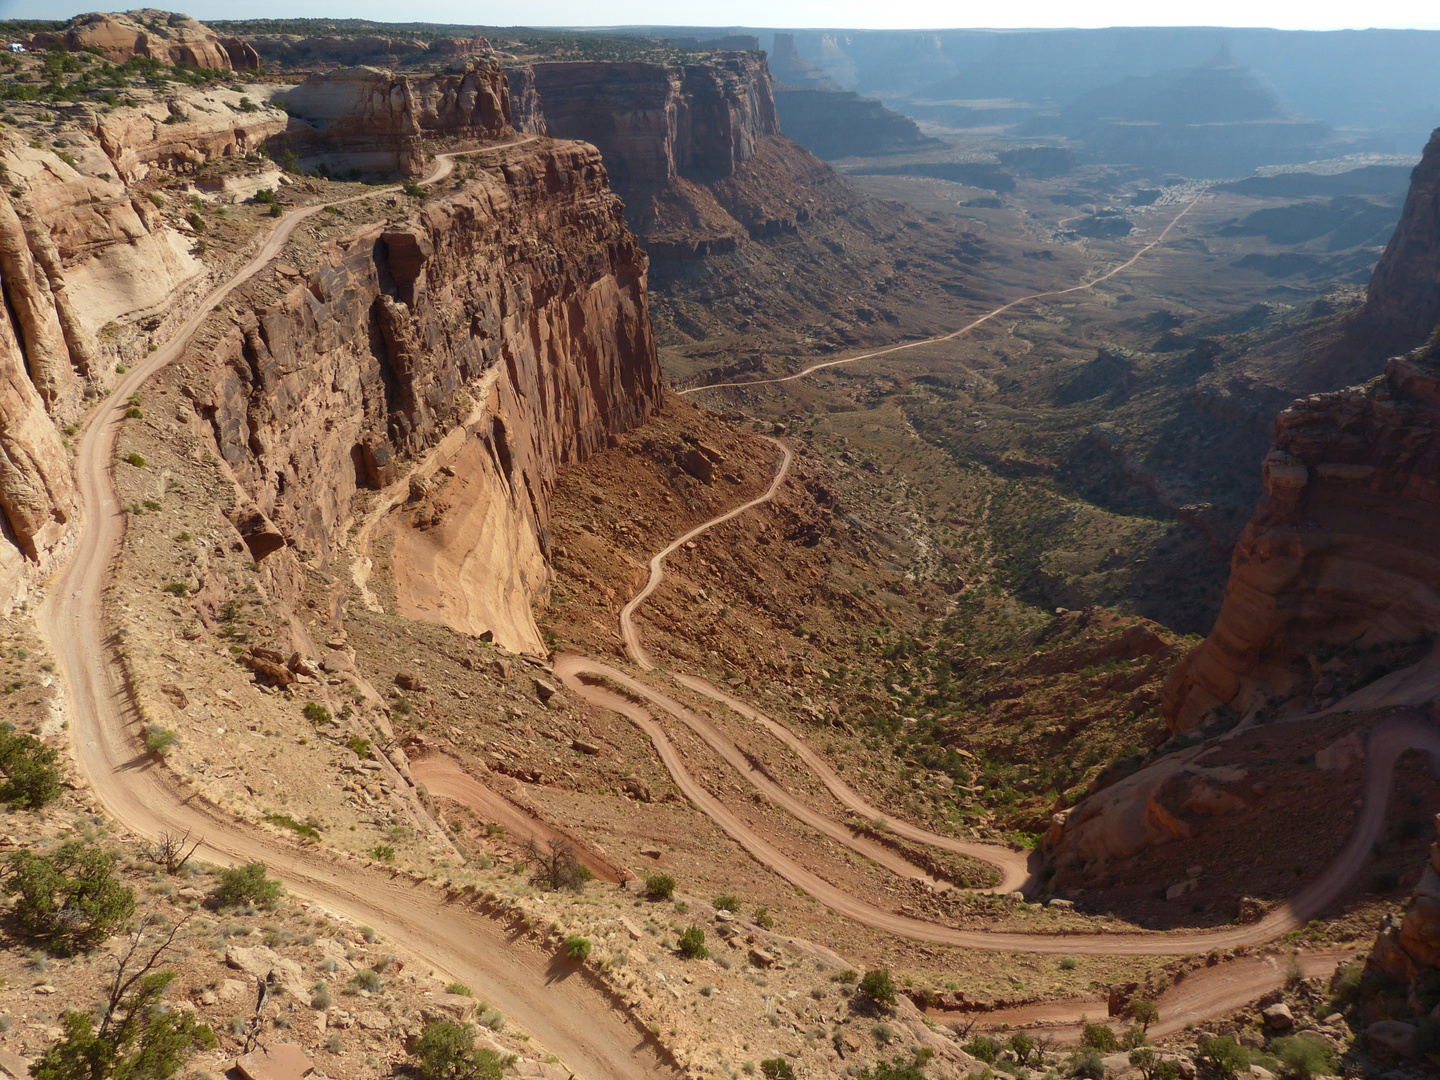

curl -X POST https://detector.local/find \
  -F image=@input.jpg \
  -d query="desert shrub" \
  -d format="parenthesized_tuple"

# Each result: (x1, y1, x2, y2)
(401, 176, 424, 198)
(303, 701, 332, 726)
(31, 971, 215, 1080)
(212, 862, 282, 909)
(368, 844, 395, 862)
(1271, 1035, 1333, 1080)
(753, 906, 774, 929)
(310, 982, 331, 1010)
(677, 926, 708, 959)
(122, 453, 145, 468)
(3, 843, 134, 952)
(345, 736, 371, 758)
(144, 727, 177, 756)
(253, 187, 275, 204)
(1082, 1022, 1118, 1052)
(0, 726, 62, 809)
(278, 149, 300, 174)
(1121, 1025, 1149, 1050)
(714, 893, 740, 912)
(352, 969, 381, 992)
(858, 1061, 925, 1080)
(1130, 1047, 1183, 1080)
(410, 1020, 512, 1080)
(645, 873, 676, 900)
(964, 1035, 999, 1064)
(859, 969, 897, 1007)
(263, 813, 319, 841)
(836, 969, 859, 983)
(1059, 956, 1078, 971)
(445, 983, 472, 996)
(760, 1058, 794, 1080)
(1196, 1036, 1249, 1080)
(564, 935, 592, 961)
(1066, 1047, 1105, 1079)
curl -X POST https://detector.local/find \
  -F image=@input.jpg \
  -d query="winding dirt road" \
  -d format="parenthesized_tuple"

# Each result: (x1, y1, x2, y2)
(678, 193, 1205, 396)
(36, 140, 672, 1080)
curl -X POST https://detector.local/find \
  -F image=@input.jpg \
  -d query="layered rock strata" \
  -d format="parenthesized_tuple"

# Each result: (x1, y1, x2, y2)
(179, 142, 660, 651)
(1161, 352, 1440, 732)
(242, 32, 492, 70)
(274, 62, 512, 176)
(1368, 812, 1440, 1006)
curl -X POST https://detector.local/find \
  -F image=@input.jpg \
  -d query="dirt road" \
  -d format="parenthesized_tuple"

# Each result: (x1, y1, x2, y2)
(36, 140, 672, 1080)
(678, 193, 1204, 396)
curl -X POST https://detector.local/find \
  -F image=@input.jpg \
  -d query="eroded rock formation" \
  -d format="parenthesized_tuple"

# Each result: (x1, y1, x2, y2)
(33, 10, 241, 71)
(1368, 812, 1440, 1007)
(771, 87, 940, 160)
(1161, 352, 1440, 732)
(242, 32, 492, 70)
(274, 62, 512, 176)
(180, 142, 660, 651)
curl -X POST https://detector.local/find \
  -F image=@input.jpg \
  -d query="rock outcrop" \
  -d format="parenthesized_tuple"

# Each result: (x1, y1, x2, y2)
(93, 91, 286, 184)
(1161, 351, 1440, 732)
(34, 10, 241, 70)
(1350, 128, 1440, 363)
(180, 141, 660, 651)
(1368, 812, 1440, 1008)
(273, 62, 512, 176)
(242, 32, 492, 70)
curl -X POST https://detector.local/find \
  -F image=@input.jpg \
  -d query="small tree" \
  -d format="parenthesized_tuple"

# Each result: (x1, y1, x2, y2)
(859, 969, 897, 1007)
(1066, 1047, 1105, 1079)
(212, 862, 283, 909)
(0, 725, 63, 809)
(1196, 1036, 1250, 1080)
(1081, 1022, 1118, 1052)
(3, 844, 135, 952)
(645, 873, 676, 900)
(964, 1035, 999, 1064)
(524, 837, 589, 892)
(714, 893, 740, 912)
(1129, 998, 1159, 1031)
(1121, 1025, 1149, 1050)
(1010, 1031, 1038, 1066)
(410, 1020, 512, 1080)
(146, 831, 201, 876)
(677, 925, 708, 959)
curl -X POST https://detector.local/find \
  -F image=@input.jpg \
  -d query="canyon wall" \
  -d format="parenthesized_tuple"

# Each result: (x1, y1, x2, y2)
(771, 87, 940, 160)
(1160, 352, 1440, 732)
(32, 11, 246, 71)
(179, 141, 660, 652)
(274, 62, 512, 176)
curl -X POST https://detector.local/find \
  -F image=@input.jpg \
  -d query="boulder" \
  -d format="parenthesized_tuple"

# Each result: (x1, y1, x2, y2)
(1365, 1019, 1418, 1059)
(235, 1042, 313, 1080)
(225, 945, 307, 1000)
(1262, 1003, 1294, 1030)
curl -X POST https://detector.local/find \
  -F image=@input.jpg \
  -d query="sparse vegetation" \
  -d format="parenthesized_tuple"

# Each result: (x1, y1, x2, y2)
(410, 1020, 512, 1080)
(676, 925, 708, 959)
(859, 968, 897, 1007)
(564, 934, 592, 961)
(645, 873, 676, 900)
(3, 843, 135, 952)
(1196, 1036, 1250, 1080)
(524, 837, 590, 892)
(0, 725, 62, 809)
(212, 862, 283, 909)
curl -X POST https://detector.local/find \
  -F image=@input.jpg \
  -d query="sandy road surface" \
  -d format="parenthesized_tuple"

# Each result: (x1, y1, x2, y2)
(36, 138, 673, 1080)
(678, 193, 1204, 396)
(408, 753, 626, 883)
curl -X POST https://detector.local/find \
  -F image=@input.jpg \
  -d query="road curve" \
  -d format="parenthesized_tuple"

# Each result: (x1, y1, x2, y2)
(35, 139, 672, 1080)
(677, 193, 1204, 396)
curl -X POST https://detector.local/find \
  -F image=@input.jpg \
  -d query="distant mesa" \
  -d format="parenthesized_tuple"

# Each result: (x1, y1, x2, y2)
(767, 32, 839, 90)
(29, 9, 254, 71)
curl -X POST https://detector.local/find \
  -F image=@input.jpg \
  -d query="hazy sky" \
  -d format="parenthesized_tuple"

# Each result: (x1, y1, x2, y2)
(3, 0, 1439, 30)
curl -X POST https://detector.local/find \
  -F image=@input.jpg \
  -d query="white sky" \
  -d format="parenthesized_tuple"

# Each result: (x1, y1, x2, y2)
(3, 0, 1439, 31)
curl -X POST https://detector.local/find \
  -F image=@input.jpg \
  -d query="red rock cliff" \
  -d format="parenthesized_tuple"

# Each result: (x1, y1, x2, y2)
(178, 142, 660, 649)
(1162, 351, 1440, 731)
(34, 11, 242, 71)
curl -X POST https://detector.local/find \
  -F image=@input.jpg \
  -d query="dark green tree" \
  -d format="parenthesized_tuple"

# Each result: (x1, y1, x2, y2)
(410, 1020, 512, 1080)
(3, 844, 134, 952)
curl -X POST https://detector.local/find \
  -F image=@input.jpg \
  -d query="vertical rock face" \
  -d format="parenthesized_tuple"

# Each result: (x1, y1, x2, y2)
(1352, 128, 1440, 361)
(182, 143, 660, 649)
(530, 55, 781, 187)
(1161, 352, 1440, 732)
(275, 62, 513, 175)
(771, 86, 940, 159)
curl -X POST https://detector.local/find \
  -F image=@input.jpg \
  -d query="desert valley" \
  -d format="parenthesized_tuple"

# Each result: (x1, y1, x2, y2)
(1, 9, 1440, 1080)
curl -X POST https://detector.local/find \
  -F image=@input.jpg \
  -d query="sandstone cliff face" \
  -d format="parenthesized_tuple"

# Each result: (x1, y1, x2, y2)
(1369, 812, 1440, 1006)
(1162, 352, 1440, 732)
(34, 10, 239, 70)
(94, 93, 285, 184)
(243, 33, 492, 70)
(1352, 128, 1440, 362)
(275, 63, 511, 176)
(180, 143, 660, 651)
(771, 87, 940, 160)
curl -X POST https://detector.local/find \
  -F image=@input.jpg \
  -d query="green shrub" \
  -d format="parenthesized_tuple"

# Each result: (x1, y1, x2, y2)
(368, 844, 395, 862)
(3, 843, 135, 952)
(253, 187, 276, 204)
(122, 452, 145, 468)
(444, 983, 472, 996)
(565, 935, 592, 961)
(401, 176, 425, 198)
(303, 702, 333, 725)
(310, 982, 332, 1010)
(279, 149, 300, 174)
(0, 726, 62, 809)
(714, 893, 740, 912)
(411, 1020, 512, 1080)
(31, 971, 215, 1080)
(753, 906, 774, 929)
(857, 1062, 925, 1080)
(125, 406, 142, 419)
(677, 925, 708, 959)
(859, 969, 897, 1007)
(1121, 1025, 1149, 1050)
(964, 1035, 999, 1063)
(212, 862, 282, 909)
(1130, 998, 1159, 1030)
(147, 191, 163, 207)
(263, 813, 320, 841)
(1271, 1035, 1333, 1080)
(835, 969, 859, 983)
(161, 580, 189, 596)
(1066, 1047, 1105, 1079)
(144, 727, 177, 756)
(269, 202, 283, 218)
(1081, 1022, 1118, 1052)
(645, 873, 676, 900)
(1196, 1036, 1250, 1080)
(1059, 956, 1078, 971)
(345, 735, 371, 758)
(352, 969, 381, 992)
(760, 1059, 794, 1080)
(1010, 1031, 1038, 1065)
